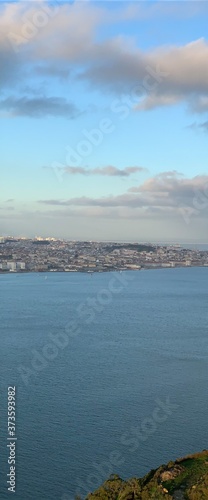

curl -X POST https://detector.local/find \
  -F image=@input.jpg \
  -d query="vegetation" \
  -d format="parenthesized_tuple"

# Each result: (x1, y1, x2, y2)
(105, 244, 156, 253)
(86, 450, 208, 499)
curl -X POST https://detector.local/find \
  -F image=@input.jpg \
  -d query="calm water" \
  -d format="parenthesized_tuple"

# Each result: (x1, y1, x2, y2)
(0, 268, 208, 499)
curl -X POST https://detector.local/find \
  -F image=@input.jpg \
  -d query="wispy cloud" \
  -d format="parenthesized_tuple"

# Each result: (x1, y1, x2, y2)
(200, 121, 208, 131)
(0, 96, 79, 118)
(62, 165, 147, 177)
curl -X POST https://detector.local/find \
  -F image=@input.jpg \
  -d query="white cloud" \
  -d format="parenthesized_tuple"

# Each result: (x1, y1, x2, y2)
(0, 2, 208, 115)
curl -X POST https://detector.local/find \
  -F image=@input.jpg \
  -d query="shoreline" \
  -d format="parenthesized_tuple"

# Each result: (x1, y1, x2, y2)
(0, 264, 208, 276)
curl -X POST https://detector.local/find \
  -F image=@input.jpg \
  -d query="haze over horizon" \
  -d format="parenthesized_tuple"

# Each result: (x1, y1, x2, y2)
(1, 1, 208, 242)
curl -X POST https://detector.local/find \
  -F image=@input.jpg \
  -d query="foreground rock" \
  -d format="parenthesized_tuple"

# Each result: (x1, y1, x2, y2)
(85, 450, 208, 499)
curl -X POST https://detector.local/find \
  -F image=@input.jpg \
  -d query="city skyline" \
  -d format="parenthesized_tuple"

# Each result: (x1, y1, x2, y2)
(1, 0, 208, 242)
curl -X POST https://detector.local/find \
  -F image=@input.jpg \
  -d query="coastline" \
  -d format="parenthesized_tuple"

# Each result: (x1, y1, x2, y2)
(0, 264, 208, 276)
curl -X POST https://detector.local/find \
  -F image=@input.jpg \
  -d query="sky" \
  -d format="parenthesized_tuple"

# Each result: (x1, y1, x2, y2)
(0, 0, 208, 242)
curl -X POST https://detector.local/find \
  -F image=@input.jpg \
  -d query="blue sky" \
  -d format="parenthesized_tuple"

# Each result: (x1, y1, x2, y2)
(0, 1, 208, 241)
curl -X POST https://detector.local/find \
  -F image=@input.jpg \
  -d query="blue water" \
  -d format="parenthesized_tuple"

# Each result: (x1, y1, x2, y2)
(0, 268, 208, 499)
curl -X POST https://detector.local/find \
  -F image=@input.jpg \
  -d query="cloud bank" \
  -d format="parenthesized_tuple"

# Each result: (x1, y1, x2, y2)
(38, 172, 208, 221)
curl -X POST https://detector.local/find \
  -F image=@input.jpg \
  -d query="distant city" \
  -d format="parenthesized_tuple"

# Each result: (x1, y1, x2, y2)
(0, 236, 208, 273)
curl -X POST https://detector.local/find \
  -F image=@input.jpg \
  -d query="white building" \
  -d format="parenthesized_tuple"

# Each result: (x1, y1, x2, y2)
(7, 261, 16, 271)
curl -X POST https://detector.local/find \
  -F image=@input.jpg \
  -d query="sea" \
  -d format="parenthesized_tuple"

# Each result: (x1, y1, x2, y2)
(0, 267, 208, 499)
